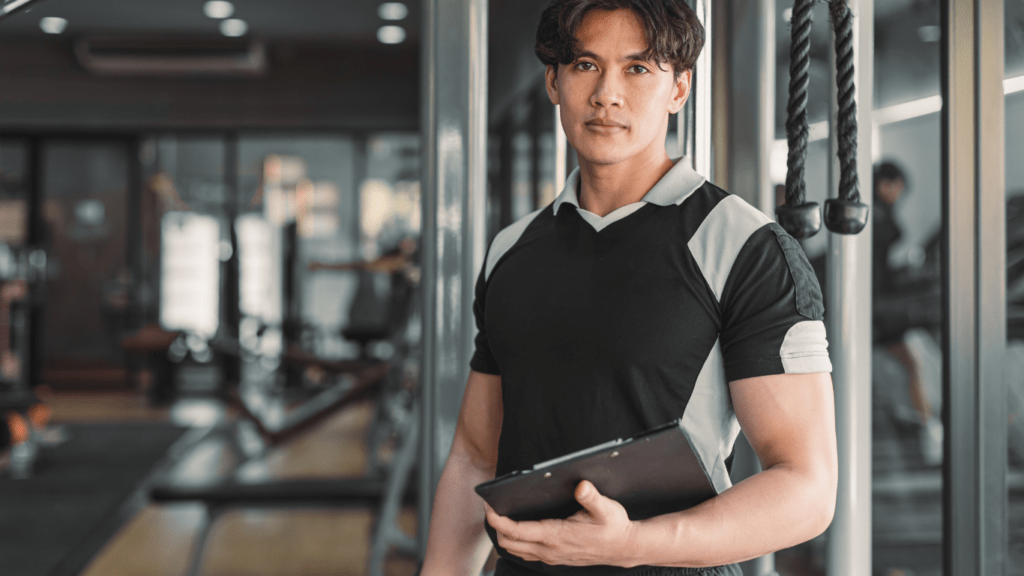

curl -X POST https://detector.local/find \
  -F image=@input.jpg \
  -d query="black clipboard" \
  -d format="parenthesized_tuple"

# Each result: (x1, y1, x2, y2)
(474, 419, 718, 522)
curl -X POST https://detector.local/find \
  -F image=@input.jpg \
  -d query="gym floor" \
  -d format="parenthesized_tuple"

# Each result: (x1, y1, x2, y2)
(47, 391, 421, 576)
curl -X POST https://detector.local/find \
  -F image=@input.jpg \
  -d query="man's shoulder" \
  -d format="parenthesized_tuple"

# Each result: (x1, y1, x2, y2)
(484, 206, 552, 281)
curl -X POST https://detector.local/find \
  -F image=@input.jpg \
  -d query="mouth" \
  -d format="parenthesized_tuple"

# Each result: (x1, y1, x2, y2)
(585, 119, 627, 129)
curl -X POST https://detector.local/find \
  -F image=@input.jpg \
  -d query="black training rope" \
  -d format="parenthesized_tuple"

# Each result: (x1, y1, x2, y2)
(783, 0, 813, 216)
(778, 0, 868, 238)
(829, 0, 860, 208)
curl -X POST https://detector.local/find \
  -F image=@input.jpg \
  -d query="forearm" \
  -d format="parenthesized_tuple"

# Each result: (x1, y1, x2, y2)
(630, 464, 835, 568)
(420, 453, 495, 575)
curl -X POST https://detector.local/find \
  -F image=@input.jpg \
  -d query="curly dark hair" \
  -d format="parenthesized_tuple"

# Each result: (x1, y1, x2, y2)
(535, 0, 704, 78)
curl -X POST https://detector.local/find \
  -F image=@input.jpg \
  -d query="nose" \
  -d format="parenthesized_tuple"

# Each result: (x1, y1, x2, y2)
(590, 70, 624, 108)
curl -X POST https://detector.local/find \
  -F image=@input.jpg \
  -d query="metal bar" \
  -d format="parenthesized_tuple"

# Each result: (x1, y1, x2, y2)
(975, 0, 1007, 572)
(222, 132, 241, 389)
(941, 1, 978, 574)
(418, 0, 488, 557)
(720, 0, 775, 214)
(554, 105, 566, 190)
(716, 2, 776, 574)
(693, 0, 713, 179)
(0, 0, 44, 21)
(825, 1, 873, 574)
(941, 0, 1008, 574)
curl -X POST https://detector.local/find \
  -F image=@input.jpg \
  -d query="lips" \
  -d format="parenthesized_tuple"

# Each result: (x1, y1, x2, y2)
(585, 119, 627, 128)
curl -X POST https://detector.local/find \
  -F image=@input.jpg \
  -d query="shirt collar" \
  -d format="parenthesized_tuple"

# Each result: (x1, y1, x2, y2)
(552, 157, 707, 215)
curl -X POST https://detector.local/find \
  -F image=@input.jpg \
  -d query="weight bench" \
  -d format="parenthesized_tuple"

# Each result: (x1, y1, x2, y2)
(150, 474, 418, 576)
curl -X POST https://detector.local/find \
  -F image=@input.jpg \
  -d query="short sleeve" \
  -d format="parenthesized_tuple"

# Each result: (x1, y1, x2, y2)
(469, 256, 501, 375)
(719, 223, 832, 382)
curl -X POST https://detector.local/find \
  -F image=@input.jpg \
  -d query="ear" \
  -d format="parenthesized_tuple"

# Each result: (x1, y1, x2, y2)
(668, 68, 692, 114)
(545, 64, 560, 105)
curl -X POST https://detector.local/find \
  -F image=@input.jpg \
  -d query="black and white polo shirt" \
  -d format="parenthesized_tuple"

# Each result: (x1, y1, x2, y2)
(471, 158, 832, 521)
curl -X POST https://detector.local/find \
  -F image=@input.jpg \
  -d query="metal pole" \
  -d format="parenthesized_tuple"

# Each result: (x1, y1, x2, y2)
(940, 0, 1007, 574)
(554, 105, 566, 189)
(718, 2, 776, 574)
(418, 0, 488, 557)
(825, 0, 873, 574)
(693, 0, 713, 179)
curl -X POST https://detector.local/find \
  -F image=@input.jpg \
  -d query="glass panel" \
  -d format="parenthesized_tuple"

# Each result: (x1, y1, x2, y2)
(869, 3, 945, 575)
(40, 140, 131, 390)
(1005, 0, 1024, 570)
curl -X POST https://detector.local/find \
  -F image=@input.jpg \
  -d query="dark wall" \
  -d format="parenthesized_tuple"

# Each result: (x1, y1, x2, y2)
(0, 39, 419, 131)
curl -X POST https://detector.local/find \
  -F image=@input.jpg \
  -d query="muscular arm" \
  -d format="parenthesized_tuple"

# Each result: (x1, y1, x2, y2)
(488, 371, 837, 567)
(421, 370, 502, 575)
(630, 371, 837, 566)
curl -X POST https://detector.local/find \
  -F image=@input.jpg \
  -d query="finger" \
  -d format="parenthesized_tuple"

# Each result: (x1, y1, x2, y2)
(498, 536, 543, 562)
(484, 505, 518, 536)
(574, 480, 611, 520)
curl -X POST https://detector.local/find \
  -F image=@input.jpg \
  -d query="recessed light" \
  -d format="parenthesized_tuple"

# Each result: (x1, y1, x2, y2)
(377, 25, 405, 44)
(39, 16, 68, 34)
(378, 2, 408, 21)
(220, 18, 248, 37)
(204, 1, 234, 19)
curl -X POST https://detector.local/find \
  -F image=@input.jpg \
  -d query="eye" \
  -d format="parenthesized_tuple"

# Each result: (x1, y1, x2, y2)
(629, 64, 650, 74)
(575, 61, 596, 71)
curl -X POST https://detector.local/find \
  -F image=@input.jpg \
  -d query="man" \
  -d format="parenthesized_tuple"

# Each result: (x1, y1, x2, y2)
(422, 1, 837, 574)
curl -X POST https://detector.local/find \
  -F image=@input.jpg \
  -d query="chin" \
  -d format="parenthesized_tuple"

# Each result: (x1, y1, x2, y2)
(572, 140, 638, 166)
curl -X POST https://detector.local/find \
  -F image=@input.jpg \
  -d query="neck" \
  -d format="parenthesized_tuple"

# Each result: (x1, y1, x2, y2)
(576, 144, 675, 217)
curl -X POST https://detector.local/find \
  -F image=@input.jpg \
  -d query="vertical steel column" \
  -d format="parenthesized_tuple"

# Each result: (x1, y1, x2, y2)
(554, 105, 567, 189)
(825, 1, 873, 575)
(692, 0, 713, 178)
(719, 0, 775, 215)
(940, 1, 1007, 574)
(418, 0, 489, 556)
(716, 2, 776, 574)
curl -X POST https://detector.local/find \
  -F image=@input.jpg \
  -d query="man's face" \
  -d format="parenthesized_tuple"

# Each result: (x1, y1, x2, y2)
(876, 177, 905, 206)
(545, 9, 691, 167)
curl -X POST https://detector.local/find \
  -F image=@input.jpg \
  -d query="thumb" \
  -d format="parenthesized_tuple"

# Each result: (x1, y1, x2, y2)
(574, 480, 612, 520)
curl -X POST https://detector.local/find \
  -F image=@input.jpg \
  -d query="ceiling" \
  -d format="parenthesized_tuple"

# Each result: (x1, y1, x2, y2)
(0, 0, 420, 42)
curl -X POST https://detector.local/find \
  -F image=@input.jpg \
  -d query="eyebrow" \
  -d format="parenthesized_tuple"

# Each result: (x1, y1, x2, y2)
(576, 50, 652, 63)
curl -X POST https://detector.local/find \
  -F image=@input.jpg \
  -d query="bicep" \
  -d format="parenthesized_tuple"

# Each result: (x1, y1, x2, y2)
(451, 370, 503, 471)
(729, 372, 837, 481)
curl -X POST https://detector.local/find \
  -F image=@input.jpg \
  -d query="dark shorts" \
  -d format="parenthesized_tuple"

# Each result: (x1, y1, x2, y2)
(493, 559, 742, 576)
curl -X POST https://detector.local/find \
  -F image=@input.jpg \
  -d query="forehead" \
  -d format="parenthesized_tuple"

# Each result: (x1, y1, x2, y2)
(575, 8, 648, 55)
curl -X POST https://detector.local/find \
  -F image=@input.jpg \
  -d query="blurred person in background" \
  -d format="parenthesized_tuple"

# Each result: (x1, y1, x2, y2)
(871, 160, 944, 466)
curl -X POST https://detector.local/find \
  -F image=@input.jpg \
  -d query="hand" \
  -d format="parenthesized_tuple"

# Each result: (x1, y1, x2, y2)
(484, 480, 640, 567)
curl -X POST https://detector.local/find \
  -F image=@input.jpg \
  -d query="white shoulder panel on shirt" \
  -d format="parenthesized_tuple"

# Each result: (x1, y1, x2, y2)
(687, 194, 772, 303)
(485, 208, 546, 281)
(780, 320, 833, 373)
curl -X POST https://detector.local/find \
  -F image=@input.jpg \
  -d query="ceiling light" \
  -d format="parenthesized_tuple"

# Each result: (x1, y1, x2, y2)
(377, 25, 406, 44)
(39, 16, 67, 34)
(220, 18, 248, 37)
(378, 2, 408, 21)
(204, 1, 234, 19)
